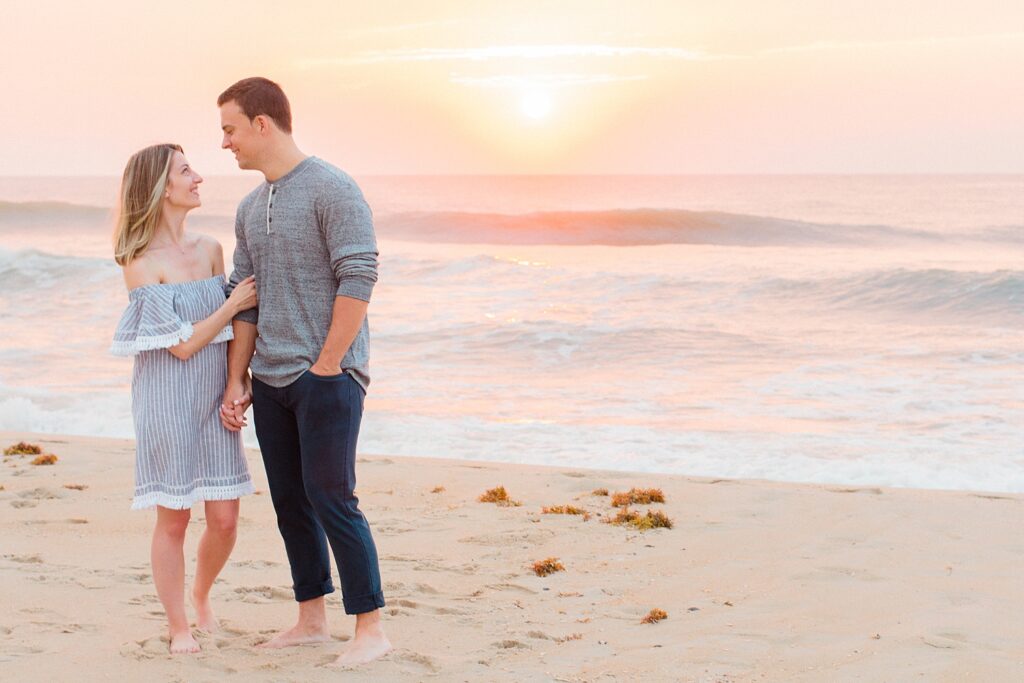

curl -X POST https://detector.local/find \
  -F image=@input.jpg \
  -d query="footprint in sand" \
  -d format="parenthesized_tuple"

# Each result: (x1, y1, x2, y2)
(809, 566, 882, 582)
(232, 559, 280, 570)
(119, 636, 169, 660)
(20, 608, 62, 618)
(0, 643, 46, 662)
(117, 571, 152, 584)
(18, 488, 65, 501)
(4, 553, 43, 564)
(392, 598, 466, 616)
(392, 650, 441, 674)
(231, 585, 294, 603)
(484, 583, 537, 595)
(125, 593, 160, 606)
(22, 518, 89, 526)
(10, 500, 37, 509)
(25, 621, 97, 635)
(922, 632, 969, 649)
(458, 529, 556, 546)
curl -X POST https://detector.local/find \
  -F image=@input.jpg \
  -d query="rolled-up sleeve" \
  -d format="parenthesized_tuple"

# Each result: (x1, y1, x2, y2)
(320, 184, 379, 302)
(227, 204, 259, 324)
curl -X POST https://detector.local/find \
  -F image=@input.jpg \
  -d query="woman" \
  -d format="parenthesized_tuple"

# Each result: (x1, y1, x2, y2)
(110, 143, 258, 654)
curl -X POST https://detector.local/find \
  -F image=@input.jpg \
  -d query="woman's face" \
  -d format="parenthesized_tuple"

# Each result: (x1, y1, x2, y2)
(164, 151, 203, 210)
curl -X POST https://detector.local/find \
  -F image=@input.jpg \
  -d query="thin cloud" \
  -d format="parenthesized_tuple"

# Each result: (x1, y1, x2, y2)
(449, 73, 650, 88)
(296, 32, 1023, 70)
(760, 31, 1024, 56)
(297, 44, 715, 67)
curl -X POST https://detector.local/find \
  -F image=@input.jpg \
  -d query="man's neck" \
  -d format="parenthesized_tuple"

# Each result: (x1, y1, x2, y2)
(261, 142, 309, 184)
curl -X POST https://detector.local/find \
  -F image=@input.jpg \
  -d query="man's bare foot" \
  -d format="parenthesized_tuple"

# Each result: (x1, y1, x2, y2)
(191, 592, 220, 632)
(257, 623, 331, 649)
(169, 629, 201, 654)
(329, 630, 392, 668)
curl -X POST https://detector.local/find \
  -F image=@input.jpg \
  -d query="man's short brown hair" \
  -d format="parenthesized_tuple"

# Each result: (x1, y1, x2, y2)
(218, 77, 292, 134)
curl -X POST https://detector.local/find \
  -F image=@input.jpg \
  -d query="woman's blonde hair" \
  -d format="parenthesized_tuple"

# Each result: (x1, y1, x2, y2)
(113, 143, 182, 265)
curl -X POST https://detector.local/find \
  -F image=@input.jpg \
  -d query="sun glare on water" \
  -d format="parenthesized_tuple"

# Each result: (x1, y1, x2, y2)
(520, 90, 552, 120)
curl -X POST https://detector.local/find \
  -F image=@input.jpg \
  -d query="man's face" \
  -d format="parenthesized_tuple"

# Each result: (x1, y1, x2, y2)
(220, 101, 261, 169)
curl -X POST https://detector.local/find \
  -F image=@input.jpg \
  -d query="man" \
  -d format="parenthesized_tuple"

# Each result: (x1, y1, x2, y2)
(217, 76, 390, 667)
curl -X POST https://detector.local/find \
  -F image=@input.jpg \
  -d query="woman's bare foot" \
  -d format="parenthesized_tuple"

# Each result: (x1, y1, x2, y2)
(191, 591, 220, 632)
(256, 623, 331, 649)
(329, 630, 392, 668)
(169, 629, 201, 654)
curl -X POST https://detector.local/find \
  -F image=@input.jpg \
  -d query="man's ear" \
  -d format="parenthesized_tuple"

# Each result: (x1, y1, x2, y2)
(253, 114, 270, 134)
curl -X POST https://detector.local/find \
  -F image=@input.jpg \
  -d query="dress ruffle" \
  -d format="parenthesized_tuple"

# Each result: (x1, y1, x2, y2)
(110, 278, 233, 356)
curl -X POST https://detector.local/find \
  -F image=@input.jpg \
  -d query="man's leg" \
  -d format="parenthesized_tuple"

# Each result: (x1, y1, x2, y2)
(293, 372, 390, 665)
(251, 377, 334, 648)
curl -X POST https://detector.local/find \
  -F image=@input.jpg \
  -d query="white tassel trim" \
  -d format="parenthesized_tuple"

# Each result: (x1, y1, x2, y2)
(210, 325, 234, 345)
(110, 323, 231, 357)
(110, 322, 195, 357)
(131, 480, 255, 510)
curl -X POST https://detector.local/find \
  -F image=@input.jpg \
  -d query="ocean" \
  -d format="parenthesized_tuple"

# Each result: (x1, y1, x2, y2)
(0, 174, 1021, 491)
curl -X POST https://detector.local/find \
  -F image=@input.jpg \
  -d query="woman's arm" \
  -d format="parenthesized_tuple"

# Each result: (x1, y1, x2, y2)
(120, 241, 258, 362)
(166, 276, 256, 361)
(166, 236, 256, 361)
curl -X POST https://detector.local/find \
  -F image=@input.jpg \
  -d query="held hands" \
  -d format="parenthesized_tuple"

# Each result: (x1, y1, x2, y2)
(227, 275, 258, 314)
(220, 377, 252, 432)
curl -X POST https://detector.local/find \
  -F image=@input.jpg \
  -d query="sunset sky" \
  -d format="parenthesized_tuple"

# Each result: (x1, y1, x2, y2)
(3, 1, 1023, 175)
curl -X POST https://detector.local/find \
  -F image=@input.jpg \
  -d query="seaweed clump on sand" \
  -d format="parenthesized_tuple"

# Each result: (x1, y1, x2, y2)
(478, 486, 522, 507)
(430, 486, 446, 493)
(611, 488, 666, 507)
(542, 505, 591, 521)
(532, 557, 565, 577)
(591, 488, 609, 497)
(607, 508, 673, 530)
(641, 608, 668, 624)
(31, 454, 58, 466)
(4, 442, 42, 456)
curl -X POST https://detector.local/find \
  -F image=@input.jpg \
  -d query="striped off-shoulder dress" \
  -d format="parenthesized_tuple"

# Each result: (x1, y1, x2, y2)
(110, 275, 254, 510)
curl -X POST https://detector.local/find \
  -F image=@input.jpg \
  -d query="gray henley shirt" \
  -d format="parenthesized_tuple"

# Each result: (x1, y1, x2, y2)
(226, 157, 378, 390)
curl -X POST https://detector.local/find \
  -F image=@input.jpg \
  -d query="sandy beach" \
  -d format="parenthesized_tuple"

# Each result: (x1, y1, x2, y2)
(1, 431, 1022, 681)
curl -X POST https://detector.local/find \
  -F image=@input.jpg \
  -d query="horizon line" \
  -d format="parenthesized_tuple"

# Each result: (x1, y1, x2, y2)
(3, 171, 1024, 179)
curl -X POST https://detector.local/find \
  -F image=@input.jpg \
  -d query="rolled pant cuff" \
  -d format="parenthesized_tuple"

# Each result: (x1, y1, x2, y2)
(294, 579, 335, 603)
(342, 591, 386, 615)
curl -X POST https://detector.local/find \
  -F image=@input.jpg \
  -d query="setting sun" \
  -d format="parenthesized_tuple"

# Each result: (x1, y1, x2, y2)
(520, 90, 553, 120)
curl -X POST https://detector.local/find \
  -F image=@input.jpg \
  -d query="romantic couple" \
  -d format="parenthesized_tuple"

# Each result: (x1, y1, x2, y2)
(109, 77, 390, 665)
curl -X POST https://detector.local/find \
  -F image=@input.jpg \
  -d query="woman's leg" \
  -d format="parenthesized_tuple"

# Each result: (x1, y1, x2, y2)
(192, 499, 239, 631)
(152, 506, 199, 653)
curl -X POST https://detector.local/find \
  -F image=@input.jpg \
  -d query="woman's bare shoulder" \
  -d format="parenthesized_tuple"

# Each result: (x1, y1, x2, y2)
(193, 233, 225, 274)
(121, 252, 162, 290)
